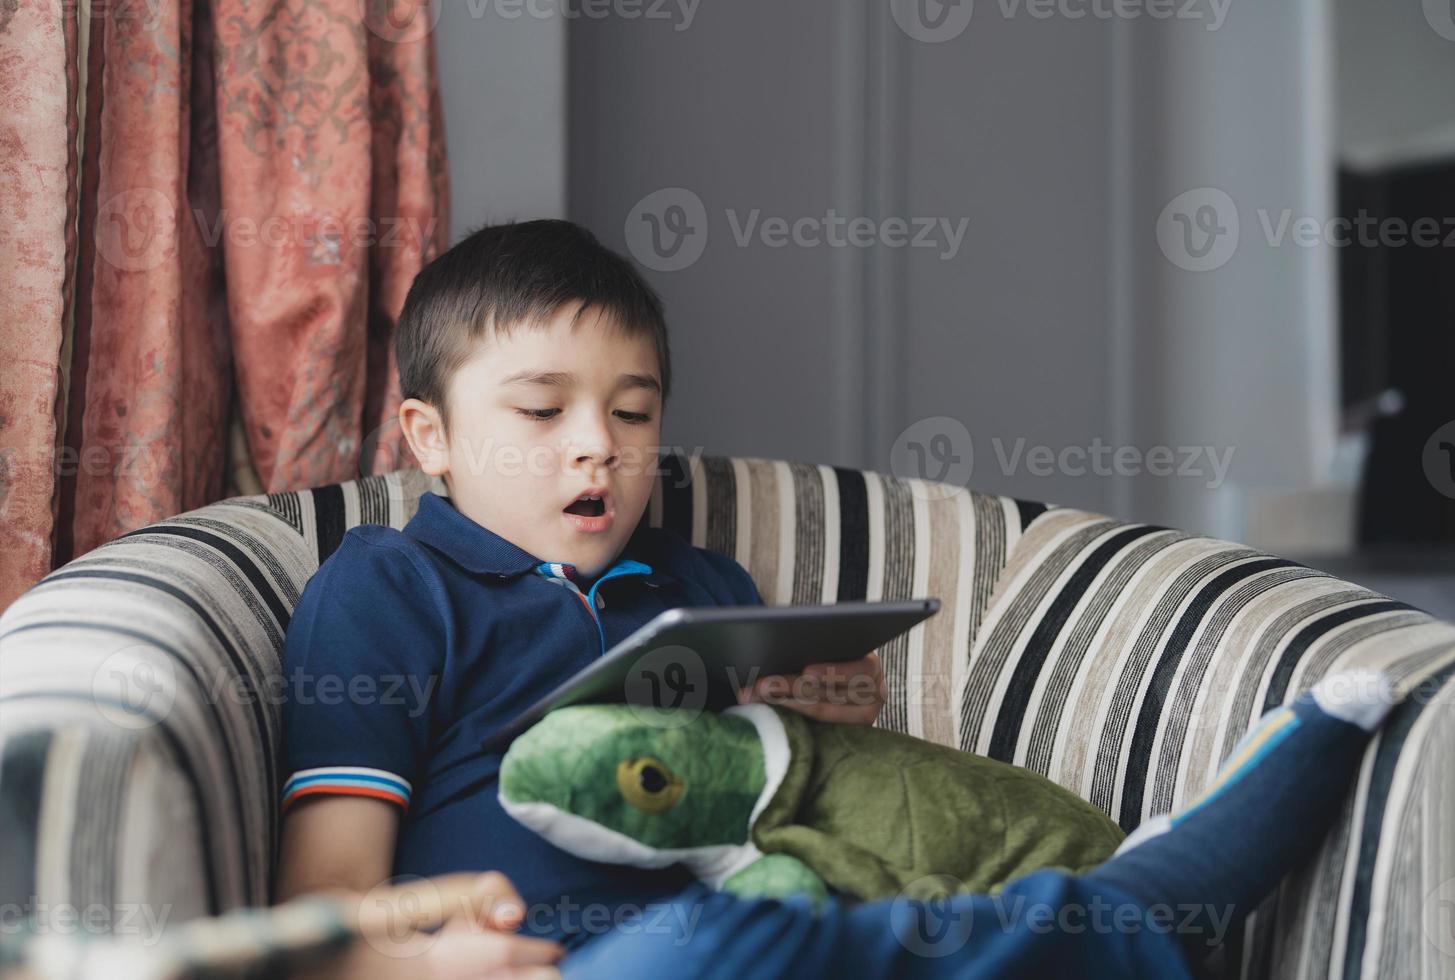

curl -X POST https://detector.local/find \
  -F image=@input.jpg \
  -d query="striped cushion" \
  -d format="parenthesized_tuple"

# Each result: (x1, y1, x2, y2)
(953, 508, 1455, 978)
(0, 455, 1450, 980)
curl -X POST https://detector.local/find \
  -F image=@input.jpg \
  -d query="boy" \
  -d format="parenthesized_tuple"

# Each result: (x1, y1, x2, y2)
(278, 220, 1398, 979)
(276, 220, 885, 974)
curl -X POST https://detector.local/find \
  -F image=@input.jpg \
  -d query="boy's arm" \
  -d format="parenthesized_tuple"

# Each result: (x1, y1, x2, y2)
(276, 537, 564, 976)
(276, 534, 442, 897)
(276, 796, 401, 901)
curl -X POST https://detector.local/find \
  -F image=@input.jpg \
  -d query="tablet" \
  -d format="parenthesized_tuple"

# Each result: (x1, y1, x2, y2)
(480, 597, 941, 751)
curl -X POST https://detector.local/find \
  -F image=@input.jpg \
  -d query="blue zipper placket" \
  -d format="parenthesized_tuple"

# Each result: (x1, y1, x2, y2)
(533, 559, 654, 656)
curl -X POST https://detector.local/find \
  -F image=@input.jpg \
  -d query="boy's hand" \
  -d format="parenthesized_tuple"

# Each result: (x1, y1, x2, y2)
(737, 651, 886, 725)
(326, 871, 564, 980)
(423, 872, 562, 980)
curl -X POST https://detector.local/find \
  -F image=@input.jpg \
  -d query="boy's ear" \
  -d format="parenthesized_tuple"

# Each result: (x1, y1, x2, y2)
(399, 398, 450, 477)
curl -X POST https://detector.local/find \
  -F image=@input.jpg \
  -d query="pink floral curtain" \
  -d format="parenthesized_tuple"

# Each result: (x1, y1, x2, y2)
(0, 0, 448, 612)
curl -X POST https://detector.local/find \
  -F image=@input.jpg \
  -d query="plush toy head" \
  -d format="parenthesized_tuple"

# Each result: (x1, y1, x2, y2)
(498, 704, 774, 870)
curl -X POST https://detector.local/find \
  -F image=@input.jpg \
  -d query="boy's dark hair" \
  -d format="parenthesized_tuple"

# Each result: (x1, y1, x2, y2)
(396, 219, 671, 433)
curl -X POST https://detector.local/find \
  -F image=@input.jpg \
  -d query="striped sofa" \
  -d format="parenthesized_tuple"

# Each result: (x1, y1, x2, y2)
(1, 455, 1452, 979)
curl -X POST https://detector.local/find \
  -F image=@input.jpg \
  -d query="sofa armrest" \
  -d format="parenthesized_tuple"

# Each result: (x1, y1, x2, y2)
(962, 505, 1455, 979)
(1258, 663, 1455, 979)
(0, 714, 214, 936)
(0, 497, 314, 924)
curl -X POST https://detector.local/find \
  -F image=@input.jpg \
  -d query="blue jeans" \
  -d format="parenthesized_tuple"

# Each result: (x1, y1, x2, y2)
(560, 871, 1193, 979)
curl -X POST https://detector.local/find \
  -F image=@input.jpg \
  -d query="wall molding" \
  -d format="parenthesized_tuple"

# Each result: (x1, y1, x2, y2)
(832, 0, 908, 472)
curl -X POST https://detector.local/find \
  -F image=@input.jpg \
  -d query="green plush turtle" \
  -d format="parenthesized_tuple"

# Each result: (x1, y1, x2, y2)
(498, 704, 1125, 904)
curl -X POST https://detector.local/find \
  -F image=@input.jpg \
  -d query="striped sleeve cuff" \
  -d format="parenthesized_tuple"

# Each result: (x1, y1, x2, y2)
(281, 767, 412, 813)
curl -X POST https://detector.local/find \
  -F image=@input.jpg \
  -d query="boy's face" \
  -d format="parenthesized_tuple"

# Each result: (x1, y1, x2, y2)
(401, 304, 664, 582)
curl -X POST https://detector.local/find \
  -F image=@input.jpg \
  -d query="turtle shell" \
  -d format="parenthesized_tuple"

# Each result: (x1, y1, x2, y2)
(748, 707, 1125, 901)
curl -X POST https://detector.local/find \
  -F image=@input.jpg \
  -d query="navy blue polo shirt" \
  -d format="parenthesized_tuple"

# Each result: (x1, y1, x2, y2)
(279, 490, 763, 922)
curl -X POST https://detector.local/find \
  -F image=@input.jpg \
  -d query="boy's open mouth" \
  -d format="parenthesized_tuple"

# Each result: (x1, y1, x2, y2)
(564, 490, 608, 517)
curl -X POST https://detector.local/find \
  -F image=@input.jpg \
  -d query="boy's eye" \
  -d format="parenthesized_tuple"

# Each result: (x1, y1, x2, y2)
(516, 408, 653, 424)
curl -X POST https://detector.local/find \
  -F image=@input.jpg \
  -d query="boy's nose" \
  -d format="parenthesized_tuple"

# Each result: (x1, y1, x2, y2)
(569, 435, 618, 466)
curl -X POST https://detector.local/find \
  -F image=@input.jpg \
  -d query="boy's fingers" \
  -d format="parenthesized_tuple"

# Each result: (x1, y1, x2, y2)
(470, 871, 526, 930)
(751, 673, 801, 703)
(351, 873, 482, 936)
(427, 931, 564, 976)
(349, 871, 529, 944)
(488, 933, 565, 967)
(747, 653, 886, 715)
(782, 698, 877, 724)
(802, 651, 881, 680)
(489, 968, 561, 980)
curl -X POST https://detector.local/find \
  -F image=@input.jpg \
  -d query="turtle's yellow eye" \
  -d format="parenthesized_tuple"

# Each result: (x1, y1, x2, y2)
(616, 757, 684, 813)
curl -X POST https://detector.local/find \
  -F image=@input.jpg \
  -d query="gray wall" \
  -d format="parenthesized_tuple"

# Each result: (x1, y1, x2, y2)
(436, 2, 566, 239)
(569, 1, 1339, 540)
(899, 11, 1117, 515)
(1335, 0, 1455, 162)
(568, 5, 853, 470)
(1114, 0, 1338, 538)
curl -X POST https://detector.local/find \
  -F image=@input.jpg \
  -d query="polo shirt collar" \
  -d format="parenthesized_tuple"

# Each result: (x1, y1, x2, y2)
(405, 491, 675, 586)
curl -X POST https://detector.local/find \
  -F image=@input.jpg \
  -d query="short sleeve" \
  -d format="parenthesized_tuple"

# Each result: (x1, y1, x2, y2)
(279, 531, 445, 814)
